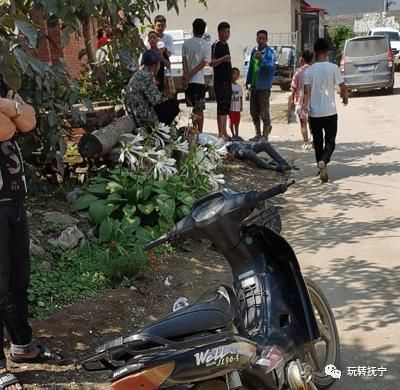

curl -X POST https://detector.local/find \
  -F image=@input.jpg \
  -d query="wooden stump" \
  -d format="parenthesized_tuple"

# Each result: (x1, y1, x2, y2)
(78, 115, 135, 159)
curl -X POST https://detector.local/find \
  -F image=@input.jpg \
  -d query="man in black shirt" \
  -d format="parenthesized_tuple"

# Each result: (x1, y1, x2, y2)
(211, 22, 232, 140)
(0, 76, 60, 390)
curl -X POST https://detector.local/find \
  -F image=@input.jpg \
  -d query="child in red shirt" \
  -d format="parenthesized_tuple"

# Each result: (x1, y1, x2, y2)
(229, 67, 243, 139)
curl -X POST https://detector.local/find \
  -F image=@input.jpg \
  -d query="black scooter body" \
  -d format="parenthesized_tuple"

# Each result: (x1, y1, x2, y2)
(81, 184, 320, 387)
(82, 227, 319, 387)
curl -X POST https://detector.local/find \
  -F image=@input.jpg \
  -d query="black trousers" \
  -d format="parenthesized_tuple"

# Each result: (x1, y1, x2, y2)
(154, 98, 180, 126)
(0, 201, 32, 367)
(309, 114, 338, 165)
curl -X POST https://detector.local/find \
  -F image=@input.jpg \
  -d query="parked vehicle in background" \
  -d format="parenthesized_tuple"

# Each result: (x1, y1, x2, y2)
(167, 30, 214, 97)
(368, 27, 400, 70)
(341, 35, 395, 93)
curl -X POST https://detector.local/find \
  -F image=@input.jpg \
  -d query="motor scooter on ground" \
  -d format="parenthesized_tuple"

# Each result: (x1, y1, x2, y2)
(82, 180, 340, 390)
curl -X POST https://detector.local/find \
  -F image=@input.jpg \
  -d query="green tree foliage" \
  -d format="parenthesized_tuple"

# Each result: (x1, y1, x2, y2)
(0, 0, 207, 165)
(330, 25, 355, 60)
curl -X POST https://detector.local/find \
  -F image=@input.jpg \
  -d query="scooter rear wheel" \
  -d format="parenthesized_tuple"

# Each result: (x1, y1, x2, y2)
(304, 278, 341, 389)
(193, 380, 227, 389)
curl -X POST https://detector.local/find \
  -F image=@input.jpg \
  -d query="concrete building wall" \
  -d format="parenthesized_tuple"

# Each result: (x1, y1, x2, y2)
(155, 0, 300, 71)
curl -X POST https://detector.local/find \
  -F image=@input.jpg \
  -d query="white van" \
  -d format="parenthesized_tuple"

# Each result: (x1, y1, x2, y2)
(368, 27, 400, 68)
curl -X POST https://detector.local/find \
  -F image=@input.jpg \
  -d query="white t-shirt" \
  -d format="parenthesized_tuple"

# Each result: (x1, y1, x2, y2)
(303, 62, 344, 118)
(230, 83, 243, 112)
(182, 37, 211, 85)
(145, 33, 175, 76)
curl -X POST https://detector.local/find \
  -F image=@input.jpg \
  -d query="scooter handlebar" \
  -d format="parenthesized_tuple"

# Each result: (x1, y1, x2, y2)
(143, 233, 169, 251)
(247, 179, 296, 203)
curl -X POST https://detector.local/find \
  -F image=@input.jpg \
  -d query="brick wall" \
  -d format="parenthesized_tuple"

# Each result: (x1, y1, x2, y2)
(30, 8, 97, 79)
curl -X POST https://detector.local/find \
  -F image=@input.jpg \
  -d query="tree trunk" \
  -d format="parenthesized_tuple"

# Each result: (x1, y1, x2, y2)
(78, 115, 135, 158)
(82, 18, 95, 68)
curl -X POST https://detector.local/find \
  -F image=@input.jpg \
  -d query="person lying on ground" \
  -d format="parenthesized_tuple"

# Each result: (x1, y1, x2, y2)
(197, 133, 292, 172)
(226, 140, 292, 171)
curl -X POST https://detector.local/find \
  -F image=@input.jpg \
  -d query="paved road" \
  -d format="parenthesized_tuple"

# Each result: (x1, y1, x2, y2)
(203, 75, 400, 389)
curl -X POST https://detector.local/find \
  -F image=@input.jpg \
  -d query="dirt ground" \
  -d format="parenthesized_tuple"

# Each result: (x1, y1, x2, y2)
(10, 160, 289, 389)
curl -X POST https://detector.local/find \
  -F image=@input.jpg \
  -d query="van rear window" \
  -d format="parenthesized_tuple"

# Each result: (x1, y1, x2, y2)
(373, 31, 400, 41)
(346, 38, 388, 57)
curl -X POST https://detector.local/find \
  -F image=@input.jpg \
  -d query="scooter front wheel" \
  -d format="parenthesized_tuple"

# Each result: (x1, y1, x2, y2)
(304, 277, 341, 389)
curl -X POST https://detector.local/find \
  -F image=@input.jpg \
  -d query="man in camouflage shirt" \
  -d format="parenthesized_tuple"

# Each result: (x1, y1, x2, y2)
(125, 50, 179, 129)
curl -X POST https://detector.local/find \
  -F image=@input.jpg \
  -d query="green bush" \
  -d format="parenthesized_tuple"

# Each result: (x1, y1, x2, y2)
(330, 25, 355, 61)
(71, 123, 224, 242)
(71, 167, 198, 242)
(29, 240, 148, 319)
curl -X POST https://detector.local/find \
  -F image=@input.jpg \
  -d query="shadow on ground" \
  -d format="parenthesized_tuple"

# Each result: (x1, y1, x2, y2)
(272, 139, 400, 253)
(304, 257, 399, 331)
(349, 86, 400, 99)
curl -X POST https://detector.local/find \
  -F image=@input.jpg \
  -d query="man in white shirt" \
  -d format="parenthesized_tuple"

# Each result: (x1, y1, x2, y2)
(302, 38, 348, 183)
(147, 15, 176, 97)
(182, 18, 211, 133)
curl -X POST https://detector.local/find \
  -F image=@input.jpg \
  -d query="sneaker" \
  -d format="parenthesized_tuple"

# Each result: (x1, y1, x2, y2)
(302, 142, 313, 150)
(318, 161, 328, 183)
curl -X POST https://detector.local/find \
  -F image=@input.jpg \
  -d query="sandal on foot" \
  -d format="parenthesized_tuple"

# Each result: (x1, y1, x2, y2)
(11, 345, 62, 364)
(0, 370, 23, 389)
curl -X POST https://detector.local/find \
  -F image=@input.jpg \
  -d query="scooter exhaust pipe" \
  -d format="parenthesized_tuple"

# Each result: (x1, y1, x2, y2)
(286, 359, 316, 390)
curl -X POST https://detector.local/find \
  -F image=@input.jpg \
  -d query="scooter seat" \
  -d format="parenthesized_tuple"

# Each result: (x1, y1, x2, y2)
(138, 286, 238, 340)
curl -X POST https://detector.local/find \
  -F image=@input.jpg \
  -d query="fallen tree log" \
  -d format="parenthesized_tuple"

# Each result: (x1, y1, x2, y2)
(78, 115, 135, 158)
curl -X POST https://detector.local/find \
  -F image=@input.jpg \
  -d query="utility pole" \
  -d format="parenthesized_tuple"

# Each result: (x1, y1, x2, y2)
(384, 0, 396, 11)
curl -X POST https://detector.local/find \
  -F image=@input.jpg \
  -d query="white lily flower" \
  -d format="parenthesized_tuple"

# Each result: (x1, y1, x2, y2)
(152, 122, 172, 148)
(209, 173, 225, 190)
(172, 136, 189, 154)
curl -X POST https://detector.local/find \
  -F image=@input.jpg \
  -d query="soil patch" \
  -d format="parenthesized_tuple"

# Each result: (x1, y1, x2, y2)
(11, 160, 288, 389)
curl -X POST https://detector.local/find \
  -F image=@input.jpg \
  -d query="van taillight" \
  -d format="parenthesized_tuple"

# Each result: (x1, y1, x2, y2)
(340, 56, 345, 72)
(387, 51, 394, 68)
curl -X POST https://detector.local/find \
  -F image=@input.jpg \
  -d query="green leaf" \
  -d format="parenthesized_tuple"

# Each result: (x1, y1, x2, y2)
(87, 183, 108, 195)
(106, 181, 123, 193)
(123, 205, 137, 216)
(71, 193, 98, 212)
(158, 217, 171, 232)
(177, 205, 191, 219)
(14, 19, 37, 47)
(0, 64, 22, 91)
(157, 198, 175, 221)
(137, 203, 156, 215)
(135, 227, 154, 243)
(181, 195, 194, 207)
(99, 217, 115, 243)
(15, 19, 38, 47)
(13, 48, 29, 73)
(47, 110, 58, 128)
(89, 200, 114, 225)
(107, 193, 126, 204)
(121, 215, 141, 233)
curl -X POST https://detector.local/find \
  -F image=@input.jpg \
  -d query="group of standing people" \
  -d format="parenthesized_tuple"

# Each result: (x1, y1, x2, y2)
(181, 19, 276, 142)
(124, 15, 349, 183)
(124, 16, 278, 145)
